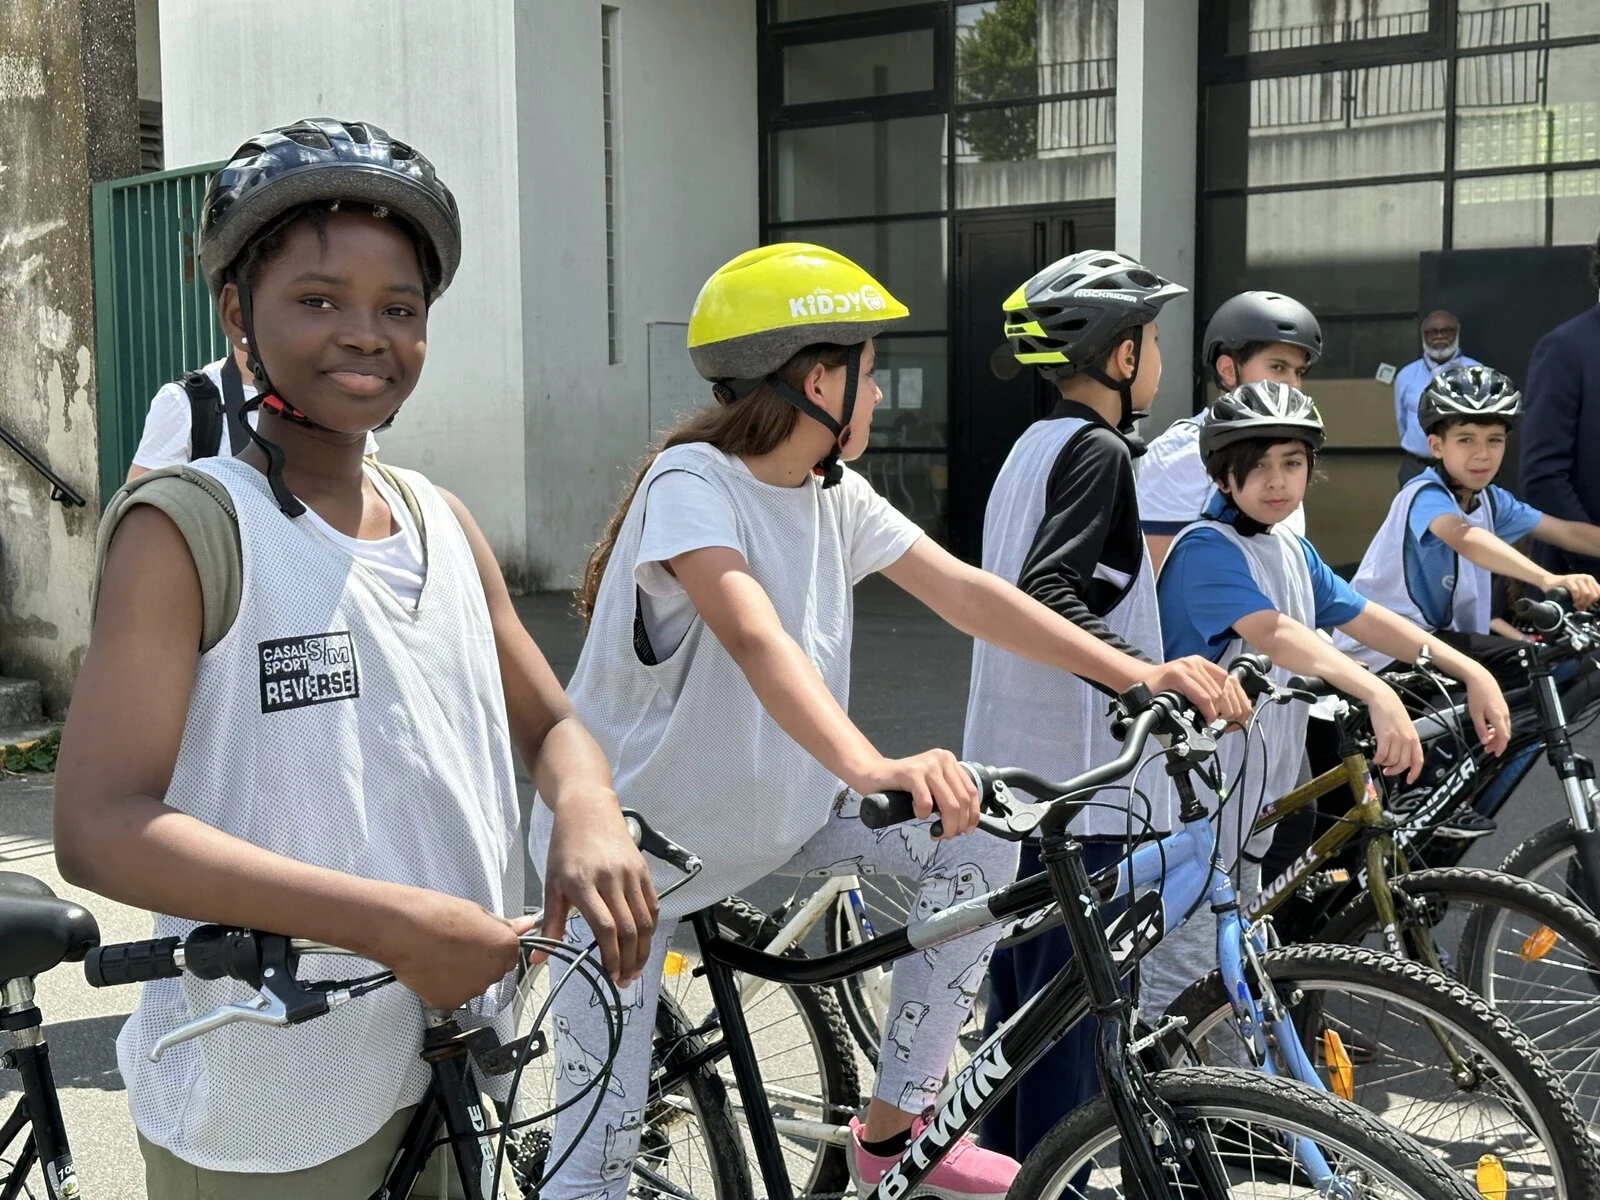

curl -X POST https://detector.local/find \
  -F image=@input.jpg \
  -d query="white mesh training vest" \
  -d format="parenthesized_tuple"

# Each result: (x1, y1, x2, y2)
(962, 418, 1174, 837)
(1168, 519, 1315, 861)
(117, 456, 522, 1173)
(1334, 473, 1495, 670)
(532, 444, 878, 921)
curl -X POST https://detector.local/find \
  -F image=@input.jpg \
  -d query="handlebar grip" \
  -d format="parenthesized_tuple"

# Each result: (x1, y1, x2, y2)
(1514, 595, 1567, 634)
(859, 791, 920, 831)
(85, 937, 181, 988)
(622, 809, 700, 873)
(1285, 674, 1330, 696)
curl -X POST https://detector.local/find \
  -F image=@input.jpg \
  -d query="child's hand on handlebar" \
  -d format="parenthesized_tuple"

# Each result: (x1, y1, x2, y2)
(1368, 685, 1425, 783)
(1549, 573, 1600, 612)
(854, 750, 979, 839)
(1141, 657, 1254, 727)
(384, 892, 538, 1011)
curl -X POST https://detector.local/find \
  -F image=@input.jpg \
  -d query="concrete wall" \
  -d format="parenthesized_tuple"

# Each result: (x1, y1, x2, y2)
(516, 0, 759, 587)
(159, 0, 529, 561)
(0, 0, 138, 710)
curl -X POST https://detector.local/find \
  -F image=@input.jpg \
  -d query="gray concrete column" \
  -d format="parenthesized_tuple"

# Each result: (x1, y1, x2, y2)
(1116, 0, 1200, 432)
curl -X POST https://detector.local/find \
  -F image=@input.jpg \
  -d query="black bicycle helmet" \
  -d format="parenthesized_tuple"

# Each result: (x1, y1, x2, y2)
(1003, 249, 1186, 430)
(200, 118, 461, 303)
(1199, 381, 1326, 459)
(197, 118, 461, 516)
(1202, 291, 1323, 372)
(1417, 365, 1522, 434)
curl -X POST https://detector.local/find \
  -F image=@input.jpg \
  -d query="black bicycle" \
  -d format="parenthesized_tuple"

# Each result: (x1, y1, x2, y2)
(650, 683, 1486, 1200)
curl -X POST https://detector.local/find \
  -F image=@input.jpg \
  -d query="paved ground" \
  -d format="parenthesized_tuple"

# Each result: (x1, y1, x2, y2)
(0, 576, 1583, 1195)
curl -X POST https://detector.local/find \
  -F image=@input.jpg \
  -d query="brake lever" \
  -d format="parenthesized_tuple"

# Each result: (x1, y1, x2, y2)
(150, 990, 288, 1061)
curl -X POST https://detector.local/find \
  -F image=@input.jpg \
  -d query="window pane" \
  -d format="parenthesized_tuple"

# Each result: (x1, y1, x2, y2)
(773, 0, 929, 22)
(956, 98, 1115, 206)
(782, 30, 934, 105)
(773, 116, 946, 222)
(1205, 64, 1446, 189)
(1454, 173, 1547, 250)
(1219, 0, 1431, 56)
(771, 219, 948, 328)
(1203, 181, 1444, 316)
(1311, 315, 1419, 380)
(956, 0, 1117, 106)
(1457, 45, 1600, 173)
(1552, 169, 1600, 245)
(870, 336, 949, 440)
(1459, 0, 1600, 46)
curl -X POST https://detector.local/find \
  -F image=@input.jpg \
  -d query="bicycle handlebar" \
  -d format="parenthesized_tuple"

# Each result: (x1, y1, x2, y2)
(1515, 585, 1572, 636)
(85, 807, 692, 1059)
(861, 655, 1283, 838)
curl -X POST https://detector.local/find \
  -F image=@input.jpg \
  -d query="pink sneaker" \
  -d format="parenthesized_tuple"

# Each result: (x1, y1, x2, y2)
(848, 1114, 1018, 1200)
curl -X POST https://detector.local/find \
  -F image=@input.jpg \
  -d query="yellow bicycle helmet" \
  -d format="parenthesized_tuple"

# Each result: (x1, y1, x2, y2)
(687, 243, 909, 486)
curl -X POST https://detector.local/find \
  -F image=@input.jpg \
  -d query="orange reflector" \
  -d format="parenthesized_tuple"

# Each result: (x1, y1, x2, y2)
(1322, 1030, 1354, 1100)
(662, 951, 688, 977)
(1520, 926, 1558, 962)
(1476, 1152, 1507, 1199)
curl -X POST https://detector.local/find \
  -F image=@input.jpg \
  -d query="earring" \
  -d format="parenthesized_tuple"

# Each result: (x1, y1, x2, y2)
(240, 336, 249, 346)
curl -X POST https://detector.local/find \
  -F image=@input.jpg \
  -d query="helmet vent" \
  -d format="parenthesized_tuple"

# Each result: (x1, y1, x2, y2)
(1124, 269, 1161, 288)
(1050, 271, 1086, 291)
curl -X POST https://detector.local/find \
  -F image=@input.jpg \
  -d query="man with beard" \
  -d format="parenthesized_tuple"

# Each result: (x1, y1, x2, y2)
(1394, 309, 1479, 485)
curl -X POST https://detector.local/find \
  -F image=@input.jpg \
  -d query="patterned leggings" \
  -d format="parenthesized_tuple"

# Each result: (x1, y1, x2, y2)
(541, 794, 1019, 1200)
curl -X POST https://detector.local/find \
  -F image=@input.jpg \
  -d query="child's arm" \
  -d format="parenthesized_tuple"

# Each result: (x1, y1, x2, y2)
(1489, 617, 1529, 641)
(1231, 609, 1424, 781)
(442, 492, 658, 983)
(670, 544, 982, 837)
(54, 508, 528, 1011)
(880, 537, 1251, 725)
(1336, 603, 1512, 756)
(1429, 512, 1600, 610)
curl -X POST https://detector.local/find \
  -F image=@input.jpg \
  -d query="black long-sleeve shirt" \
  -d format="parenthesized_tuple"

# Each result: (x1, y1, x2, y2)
(1015, 400, 1154, 681)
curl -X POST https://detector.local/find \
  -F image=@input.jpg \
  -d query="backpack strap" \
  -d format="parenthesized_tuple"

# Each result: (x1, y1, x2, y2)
(95, 467, 242, 653)
(217, 353, 253, 454)
(179, 372, 225, 462)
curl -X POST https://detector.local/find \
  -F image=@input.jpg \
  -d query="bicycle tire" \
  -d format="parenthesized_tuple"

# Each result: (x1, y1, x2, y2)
(647, 992, 754, 1200)
(1164, 942, 1598, 1197)
(1320, 865, 1600, 1132)
(1012, 1066, 1483, 1198)
(1499, 818, 1600, 914)
(666, 897, 859, 1200)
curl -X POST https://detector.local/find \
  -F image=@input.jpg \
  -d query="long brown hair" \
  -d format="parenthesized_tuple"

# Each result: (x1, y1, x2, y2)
(577, 343, 853, 627)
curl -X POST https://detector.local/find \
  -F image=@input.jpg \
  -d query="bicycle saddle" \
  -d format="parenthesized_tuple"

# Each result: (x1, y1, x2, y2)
(0, 873, 100, 983)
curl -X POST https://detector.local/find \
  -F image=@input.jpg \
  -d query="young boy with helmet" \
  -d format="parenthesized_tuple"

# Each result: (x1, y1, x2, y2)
(1138, 291, 1324, 574)
(1142, 381, 1512, 1018)
(55, 118, 657, 1196)
(541, 243, 1245, 1200)
(963, 249, 1252, 1162)
(1336, 365, 1600, 688)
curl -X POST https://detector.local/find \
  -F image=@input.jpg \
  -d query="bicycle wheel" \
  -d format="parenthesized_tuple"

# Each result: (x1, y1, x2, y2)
(1164, 943, 1597, 1197)
(823, 880, 990, 1068)
(1499, 819, 1600, 915)
(1013, 1067, 1483, 1198)
(658, 897, 860, 1200)
(505, 967, 749, 1198)
(1322, 866, 1600, 1132)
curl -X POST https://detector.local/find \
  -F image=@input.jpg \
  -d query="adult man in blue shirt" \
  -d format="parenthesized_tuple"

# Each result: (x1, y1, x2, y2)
(1394, 309, 1478, 485)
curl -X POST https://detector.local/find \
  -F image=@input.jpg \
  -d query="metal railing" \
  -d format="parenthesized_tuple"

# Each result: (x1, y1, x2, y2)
(0, 420, 86, 508)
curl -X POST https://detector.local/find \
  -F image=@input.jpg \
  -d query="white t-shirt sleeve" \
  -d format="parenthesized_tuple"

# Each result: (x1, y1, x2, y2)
(130, 383, 196, 469)
(634, 467, 747, 597)
(1136, 424, 1214, 529)
(838, 466, 924, 583)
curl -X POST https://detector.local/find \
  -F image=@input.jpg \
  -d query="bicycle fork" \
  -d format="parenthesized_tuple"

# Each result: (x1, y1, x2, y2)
(1530, 664, 1600, 908)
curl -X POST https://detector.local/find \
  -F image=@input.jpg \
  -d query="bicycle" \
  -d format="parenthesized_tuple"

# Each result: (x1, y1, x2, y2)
(0, 815, 712, 1200)
(649, 679, 1497, 1200)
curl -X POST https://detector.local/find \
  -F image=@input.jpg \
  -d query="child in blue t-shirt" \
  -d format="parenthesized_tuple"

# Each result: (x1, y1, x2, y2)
(1337, 365, 1600, 689)
(1142, 381, 1511, 1019)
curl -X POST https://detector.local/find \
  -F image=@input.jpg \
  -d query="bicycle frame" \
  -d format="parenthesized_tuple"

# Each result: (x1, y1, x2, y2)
(0, 977, 77, 1200)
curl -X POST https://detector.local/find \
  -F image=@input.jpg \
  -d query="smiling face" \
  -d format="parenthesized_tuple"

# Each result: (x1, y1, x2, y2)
(1428, 419, 1509, 491)
(219, 208, 428, 434)
(1219, 439, 1312, 526)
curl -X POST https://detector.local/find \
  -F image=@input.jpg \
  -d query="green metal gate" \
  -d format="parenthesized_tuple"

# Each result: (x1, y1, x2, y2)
(90, 161, 225, 505)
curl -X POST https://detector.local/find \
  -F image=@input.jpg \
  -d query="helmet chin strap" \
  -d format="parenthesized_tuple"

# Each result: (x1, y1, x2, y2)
(715, 345, 862, 489)
(1081, 330, 1143, 432)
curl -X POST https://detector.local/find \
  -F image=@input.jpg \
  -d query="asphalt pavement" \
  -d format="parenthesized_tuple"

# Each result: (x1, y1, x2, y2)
(1, 575, 1584, 1195)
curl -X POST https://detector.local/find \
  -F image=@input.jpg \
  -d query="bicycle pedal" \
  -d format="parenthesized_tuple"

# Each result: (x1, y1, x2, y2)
(1297, 870, 1351, 900)
(1129, 1015, 1188, 1055)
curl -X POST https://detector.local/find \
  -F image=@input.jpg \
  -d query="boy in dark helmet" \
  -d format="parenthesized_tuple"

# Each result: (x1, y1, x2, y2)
(1138, 290, 1323, 574)
(1143, 382, 1510, 1017)
(1337, 365, 1600, 690)
(965, 249, 1251, 1161)
(54, 119, 656, 1195)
